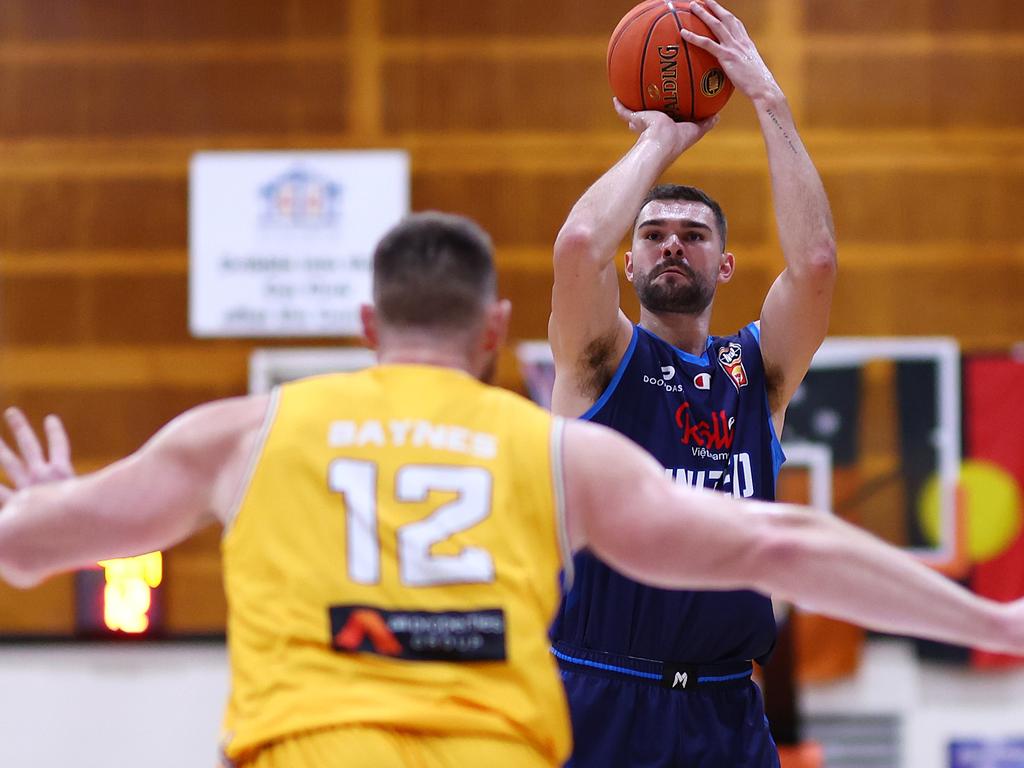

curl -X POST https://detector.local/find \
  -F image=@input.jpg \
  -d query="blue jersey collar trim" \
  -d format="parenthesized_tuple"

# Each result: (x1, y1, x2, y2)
(636, 324, 712, 367)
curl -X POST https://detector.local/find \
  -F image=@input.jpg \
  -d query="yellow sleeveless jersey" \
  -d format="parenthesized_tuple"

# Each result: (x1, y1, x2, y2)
(221, 364, 572, 764)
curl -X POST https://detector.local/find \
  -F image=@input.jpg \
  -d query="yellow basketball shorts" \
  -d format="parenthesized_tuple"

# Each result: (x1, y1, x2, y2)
(233, 725, 556, 768)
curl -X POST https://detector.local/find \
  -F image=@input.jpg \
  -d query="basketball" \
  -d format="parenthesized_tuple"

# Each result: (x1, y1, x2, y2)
(607, 0, 734, 122)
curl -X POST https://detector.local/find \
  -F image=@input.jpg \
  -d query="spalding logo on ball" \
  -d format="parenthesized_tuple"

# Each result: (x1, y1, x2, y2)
(607, 0, 734, 122)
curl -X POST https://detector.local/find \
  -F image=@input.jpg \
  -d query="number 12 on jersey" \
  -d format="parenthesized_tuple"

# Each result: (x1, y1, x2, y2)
(329, 460, 496, 588)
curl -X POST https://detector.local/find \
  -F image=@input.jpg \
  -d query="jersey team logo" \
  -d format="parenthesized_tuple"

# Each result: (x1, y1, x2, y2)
(717, 343, 748, 390)
(334, 608, 402, 656)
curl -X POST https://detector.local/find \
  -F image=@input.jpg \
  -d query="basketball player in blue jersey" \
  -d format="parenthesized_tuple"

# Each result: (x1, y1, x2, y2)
(549, 1, 836, 766)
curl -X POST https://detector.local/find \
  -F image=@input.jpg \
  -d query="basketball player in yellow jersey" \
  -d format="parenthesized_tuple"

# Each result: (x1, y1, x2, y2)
(2, 212, 1024, 768)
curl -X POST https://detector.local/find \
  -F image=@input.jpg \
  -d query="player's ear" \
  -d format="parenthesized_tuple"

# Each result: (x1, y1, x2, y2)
(360, 304, 379, 349)
(718, 251, 735, 283)
(624, 251, 635, 283)
(483, 299, 511, 352)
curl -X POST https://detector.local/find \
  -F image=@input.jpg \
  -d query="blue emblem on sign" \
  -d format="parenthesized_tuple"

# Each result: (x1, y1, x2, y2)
(260, 168, 342, 229)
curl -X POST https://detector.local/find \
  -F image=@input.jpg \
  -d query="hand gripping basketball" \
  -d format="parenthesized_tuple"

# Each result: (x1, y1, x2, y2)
(681, 0, 782, 104)
(612, 97, 719, 157)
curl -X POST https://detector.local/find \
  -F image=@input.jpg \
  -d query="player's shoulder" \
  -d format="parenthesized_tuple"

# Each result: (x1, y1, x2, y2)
(154, 395, 271, 469)
(709, 320, 761, 346)
(479, 379, 551, 417)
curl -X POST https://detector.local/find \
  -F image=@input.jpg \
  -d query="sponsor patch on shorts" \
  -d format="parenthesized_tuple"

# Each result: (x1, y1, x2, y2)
(329, 605, 507, 662)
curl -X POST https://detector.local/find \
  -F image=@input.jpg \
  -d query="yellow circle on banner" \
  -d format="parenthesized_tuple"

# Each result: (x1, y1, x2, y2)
(919, 460, 1023, 564)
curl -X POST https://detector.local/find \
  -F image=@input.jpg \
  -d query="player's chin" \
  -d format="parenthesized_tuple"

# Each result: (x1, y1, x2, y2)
(656, 270, 691, 283)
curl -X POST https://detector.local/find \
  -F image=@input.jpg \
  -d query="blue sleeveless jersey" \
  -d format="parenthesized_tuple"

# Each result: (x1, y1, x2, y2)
(553, 322, 785, 665)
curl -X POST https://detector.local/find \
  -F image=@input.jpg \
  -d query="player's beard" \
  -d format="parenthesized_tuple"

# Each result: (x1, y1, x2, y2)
(634, 260, 715, 315)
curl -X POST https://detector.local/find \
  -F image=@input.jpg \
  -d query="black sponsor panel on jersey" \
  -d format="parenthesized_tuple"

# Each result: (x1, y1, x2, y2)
(329, 605, 507, 662)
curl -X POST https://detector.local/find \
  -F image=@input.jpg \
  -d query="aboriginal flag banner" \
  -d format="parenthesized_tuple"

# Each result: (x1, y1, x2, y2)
(965, 356, 1024, 669)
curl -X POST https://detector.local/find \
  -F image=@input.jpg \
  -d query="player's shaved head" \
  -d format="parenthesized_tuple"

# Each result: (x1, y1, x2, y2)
(373, 211, 497, 330)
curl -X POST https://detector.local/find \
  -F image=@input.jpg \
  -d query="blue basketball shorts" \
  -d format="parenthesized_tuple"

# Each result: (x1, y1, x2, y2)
(554, 643, 780, 768)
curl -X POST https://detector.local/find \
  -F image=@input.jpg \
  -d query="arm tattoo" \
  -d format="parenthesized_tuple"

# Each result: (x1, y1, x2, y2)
(765, 109, 800, 156)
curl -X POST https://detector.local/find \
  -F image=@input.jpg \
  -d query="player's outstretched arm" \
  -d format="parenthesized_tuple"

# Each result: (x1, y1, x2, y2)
(0, 397, 268, 589)
(549, 102, 717, 417)
(561, 419, 1024, 655)
(681, 0, 837, 421)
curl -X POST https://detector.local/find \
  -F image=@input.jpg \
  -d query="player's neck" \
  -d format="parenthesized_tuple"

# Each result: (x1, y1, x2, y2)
(638, 305, 713, 356)
(376, 346, 474, 374)
(374, 327, 482, 377)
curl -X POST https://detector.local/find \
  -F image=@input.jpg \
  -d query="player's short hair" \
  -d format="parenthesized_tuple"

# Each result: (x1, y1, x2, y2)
(373, 211, 497, 329)
(636, 184, 728, 248)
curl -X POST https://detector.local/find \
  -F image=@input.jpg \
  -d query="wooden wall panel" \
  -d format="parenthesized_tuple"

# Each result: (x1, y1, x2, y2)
(804, 0, 1024, 33)
(0, 576, 75, 634)
(382, 0, 769, 36)
(93, 275, 190, 343)
(929, 0, 1024, 31)
(805, 52, 1024, 129)
(0, 0, 1022, 636)
(0, 276, 89, 343)
(0, 0, 349, 42)
(824, 169, 1024, 242)
(0, 59, 350, 138)
(830, 260, 1024, 341)
(804, 0, 931, 33)
(0, 178, 186, 251)
(382, 57, 613, 133)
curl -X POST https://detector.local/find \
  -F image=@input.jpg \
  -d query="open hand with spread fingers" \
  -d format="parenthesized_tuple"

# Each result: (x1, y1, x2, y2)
(0, 408, 74, 505)
(681, 0, 783, 104)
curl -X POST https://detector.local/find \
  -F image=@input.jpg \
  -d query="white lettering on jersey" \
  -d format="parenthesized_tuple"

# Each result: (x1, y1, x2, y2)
(666, 452, 755, 498)
(329, 419, 498, 459)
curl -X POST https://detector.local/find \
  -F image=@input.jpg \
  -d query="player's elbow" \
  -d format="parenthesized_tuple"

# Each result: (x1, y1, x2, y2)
(748, 506, 834, 592)
(0, 554, 46, 590)
(554, 223, 600, 265)
(801, 240, 838, 283)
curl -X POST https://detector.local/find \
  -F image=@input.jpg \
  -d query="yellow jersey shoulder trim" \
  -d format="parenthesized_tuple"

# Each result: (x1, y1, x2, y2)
(223, 388, 281, 538)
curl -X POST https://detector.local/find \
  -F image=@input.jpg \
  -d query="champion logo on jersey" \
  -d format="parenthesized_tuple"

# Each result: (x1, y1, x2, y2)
(693, 372, 711, 390)
(718, 342, 749, 390)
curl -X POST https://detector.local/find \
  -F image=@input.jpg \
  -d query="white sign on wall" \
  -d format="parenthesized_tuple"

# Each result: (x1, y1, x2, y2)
(189, 151, 409, 337)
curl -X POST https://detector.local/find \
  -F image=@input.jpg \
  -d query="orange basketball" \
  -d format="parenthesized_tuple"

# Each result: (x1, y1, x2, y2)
(607, 0, 734, 122)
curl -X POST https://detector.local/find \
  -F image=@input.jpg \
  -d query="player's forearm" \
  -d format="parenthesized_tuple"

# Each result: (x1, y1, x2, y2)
(0, 483, 104, 588)
(0, 458, 202, 588)
(759, 506, 1020, 654)
(754, 92, 836, 279)
(555, 130, 681, 265)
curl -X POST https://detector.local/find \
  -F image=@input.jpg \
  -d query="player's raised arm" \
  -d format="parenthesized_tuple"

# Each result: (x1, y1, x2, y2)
(682, 0, 837, 422)
(549, 102, 718, 416)
(0, 397, 268, 588)
(561, 419, 1024, 656)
